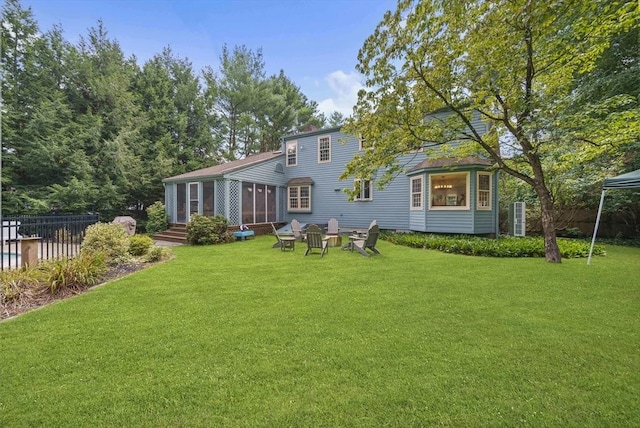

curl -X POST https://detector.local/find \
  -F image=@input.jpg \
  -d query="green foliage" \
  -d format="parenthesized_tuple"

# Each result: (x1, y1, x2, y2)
(382, 232, 605, 259)
(0, 267, 46, 304)
(81, 222, 131, 266)
(42, 252, 107, 294)
(129, 235, 154, 256)
(1, 2, 325, 218)
(144, 246, 172, 263)
(145, 201, 168, 234)
(1, 240, 639, 426)
(343, 0, 639, 262)
(186, 214, 233, 245)
(0, 252, 106, 302)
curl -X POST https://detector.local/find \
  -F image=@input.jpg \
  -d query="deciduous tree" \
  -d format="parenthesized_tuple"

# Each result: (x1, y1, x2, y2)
(343, 0, 639, 262)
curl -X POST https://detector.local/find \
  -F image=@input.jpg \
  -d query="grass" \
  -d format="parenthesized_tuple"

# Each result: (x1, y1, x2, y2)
(1, 237, 639, 427)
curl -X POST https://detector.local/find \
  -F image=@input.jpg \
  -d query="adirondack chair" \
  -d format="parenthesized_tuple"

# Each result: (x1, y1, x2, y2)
(350, 224, 381, 256)
(304, 224, 328, 257)
(291, 219, 305, 242)
(326, 218, 339, 235)
(324, 217, 342, 247)
(271, 222, 296, 251)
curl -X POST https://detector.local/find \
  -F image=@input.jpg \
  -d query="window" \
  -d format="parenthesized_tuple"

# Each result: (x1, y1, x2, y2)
(410, 176, 423, 210)
(477, 172, 492, 210)
(359, 134, 373, 150)
(429, 172, 469, 210)
(288, 185, 311, 211)
(286, 141, 297, 166)
(318, 135, 331, 163)
(354, 179, 372, 201)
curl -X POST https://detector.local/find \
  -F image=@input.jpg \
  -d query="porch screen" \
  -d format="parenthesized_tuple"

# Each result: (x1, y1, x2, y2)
(176, 183, 187, 223)
(203, 181, 215, 216)
(242, 182, 277, 224)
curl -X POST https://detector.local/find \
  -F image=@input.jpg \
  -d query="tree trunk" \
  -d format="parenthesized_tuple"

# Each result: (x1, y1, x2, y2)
(535, 183, 562, 263)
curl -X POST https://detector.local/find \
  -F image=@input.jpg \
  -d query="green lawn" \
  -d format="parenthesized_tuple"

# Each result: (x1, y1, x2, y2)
(1, 237, 639, 427)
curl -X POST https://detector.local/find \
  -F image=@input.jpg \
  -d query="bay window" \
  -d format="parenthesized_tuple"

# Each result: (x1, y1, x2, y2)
(429, 172, 469, 210)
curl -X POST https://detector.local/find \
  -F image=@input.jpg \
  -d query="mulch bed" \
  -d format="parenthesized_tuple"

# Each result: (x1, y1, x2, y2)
(1, 262, 148, 321)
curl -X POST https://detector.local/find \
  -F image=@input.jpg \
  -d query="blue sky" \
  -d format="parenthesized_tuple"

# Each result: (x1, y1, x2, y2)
(22, 0, 395, 117)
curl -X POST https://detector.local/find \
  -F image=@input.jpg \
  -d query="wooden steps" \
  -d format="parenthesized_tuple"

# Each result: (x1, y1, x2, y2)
(153, 223, 187, 244)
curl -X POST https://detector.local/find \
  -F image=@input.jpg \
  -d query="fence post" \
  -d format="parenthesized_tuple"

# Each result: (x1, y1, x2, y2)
(20, 237, 42, 268)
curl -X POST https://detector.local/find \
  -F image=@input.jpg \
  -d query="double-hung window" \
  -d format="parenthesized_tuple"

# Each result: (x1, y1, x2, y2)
(354, 179, 372, 201)
(410, 176, 423, 209)
(318, 135, 331, 163)
(477, 172, 492, 210)
(286, 141, 297, 166)
(288, 185, 311, 211)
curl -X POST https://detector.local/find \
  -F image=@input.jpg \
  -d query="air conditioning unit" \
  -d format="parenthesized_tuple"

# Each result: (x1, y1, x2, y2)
(509, 202, 526, 236)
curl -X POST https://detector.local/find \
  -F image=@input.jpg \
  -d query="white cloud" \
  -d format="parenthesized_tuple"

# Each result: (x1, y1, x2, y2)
(317, 70, 364, 118)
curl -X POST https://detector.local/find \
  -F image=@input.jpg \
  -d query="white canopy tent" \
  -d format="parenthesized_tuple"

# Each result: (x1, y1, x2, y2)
(588, 169, 640, 264)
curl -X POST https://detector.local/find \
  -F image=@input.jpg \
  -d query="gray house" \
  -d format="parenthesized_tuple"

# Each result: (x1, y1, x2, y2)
(163, 124, 499, 235)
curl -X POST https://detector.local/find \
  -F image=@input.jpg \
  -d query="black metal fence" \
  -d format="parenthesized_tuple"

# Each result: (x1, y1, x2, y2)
(1, 214, 100, 271)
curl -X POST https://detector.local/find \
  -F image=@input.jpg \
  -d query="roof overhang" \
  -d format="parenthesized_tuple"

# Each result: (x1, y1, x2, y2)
(287, 177, 315, 186)
(407, 156, 493, 175)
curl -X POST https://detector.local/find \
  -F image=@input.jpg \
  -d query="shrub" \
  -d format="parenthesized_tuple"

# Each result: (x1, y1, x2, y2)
(82, 222, 131, 266)
(0, 267, 46, 304)
(382, 232, 606, 258)
(186, 214, 234, 245)
(144, 246, 171, 263)
(146, 201, 169, 234)
(129, 234, 154, 256)
(42, 252, 107, 294)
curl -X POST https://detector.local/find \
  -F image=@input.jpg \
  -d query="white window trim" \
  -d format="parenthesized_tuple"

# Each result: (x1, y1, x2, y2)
(286, 140, 297, 167)
(410, 176, 423, 210)
(317, 135, 331, 163)
(354, 179, 373, 201)
(429, 171, 470, 211)
(288, 185, 311, 212)
(476, 172, 492, 210)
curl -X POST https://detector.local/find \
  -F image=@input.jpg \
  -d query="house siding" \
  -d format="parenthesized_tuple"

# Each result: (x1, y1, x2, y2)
(227, 157, 286, 186)
(163, 110, 498, 232)
(283, 131, 420, 230)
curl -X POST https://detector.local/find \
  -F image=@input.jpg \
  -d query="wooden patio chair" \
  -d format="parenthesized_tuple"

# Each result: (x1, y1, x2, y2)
(350, 224, 381, 257)
(304, 224, 328, 257)
(291, 218, 305, 242)
(325, 217, 342, 247)
(326, 218, 339, 235)
(271, 222, 296, 251)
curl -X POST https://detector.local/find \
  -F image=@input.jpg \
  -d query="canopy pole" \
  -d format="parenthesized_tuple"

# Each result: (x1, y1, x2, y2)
(587, 189, 606, 265)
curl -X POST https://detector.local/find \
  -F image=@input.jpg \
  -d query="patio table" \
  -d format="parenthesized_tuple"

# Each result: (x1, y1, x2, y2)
(341, 228, 368, 251)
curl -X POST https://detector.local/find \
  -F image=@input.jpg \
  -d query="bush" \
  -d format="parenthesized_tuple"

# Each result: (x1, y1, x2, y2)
(382, 232, 606, 258)
(144, 246, 171, 263)
(186, 214, 234, 245)
(129, 234, 154, 256)
(43, 252, 107, 294)
(146, 201, 168, 234)
(82, 222, 132, 266)
(0, 268, 46, 304)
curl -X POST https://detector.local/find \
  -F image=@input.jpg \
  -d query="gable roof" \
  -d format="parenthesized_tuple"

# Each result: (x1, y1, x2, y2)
(163, 151, 284, 182)
(408, 156, 492, 173)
